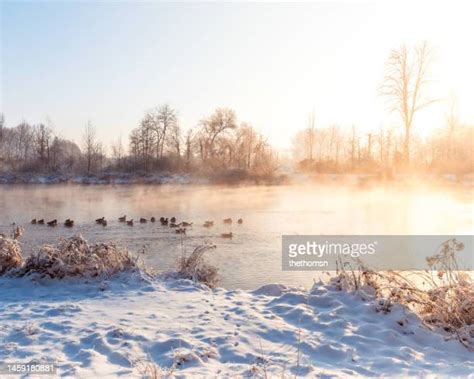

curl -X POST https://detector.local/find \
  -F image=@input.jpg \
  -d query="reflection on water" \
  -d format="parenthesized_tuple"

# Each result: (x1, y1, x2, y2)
(0, 183, 472, 289)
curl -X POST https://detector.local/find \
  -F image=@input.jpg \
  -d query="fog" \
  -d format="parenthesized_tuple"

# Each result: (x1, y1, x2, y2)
(0, 183, 471, 289)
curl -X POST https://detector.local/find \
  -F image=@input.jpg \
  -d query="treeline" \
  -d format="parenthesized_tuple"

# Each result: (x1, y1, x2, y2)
(2, 43, 472, 180)
(0, 107, 278, 181)
(293, 42, 474, 176)
(293, 121, 474, 175)
(125, 106, 277, 179)
(0, 116, 83, 173)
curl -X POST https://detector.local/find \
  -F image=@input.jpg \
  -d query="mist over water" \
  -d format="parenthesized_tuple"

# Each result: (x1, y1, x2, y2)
(0, 183, 472, 289)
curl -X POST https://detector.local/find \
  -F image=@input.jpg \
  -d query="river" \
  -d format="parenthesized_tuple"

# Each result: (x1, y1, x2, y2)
(0, 183, 472, 289)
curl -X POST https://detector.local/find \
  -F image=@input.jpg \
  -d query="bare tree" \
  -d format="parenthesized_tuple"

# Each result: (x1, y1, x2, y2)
(14, 122, 34, 161)
(167, 121, 182, 159)
(253, 135, 278, 176)
(350, 125, 357, 168)
(445, 94, 459, 160)
(82, 121, 99, 174)
(158, 104, 177, 159)
(34, 123, 53, 168)
(199, 108, 237, 163)
(306, 111, 316, 161)
(111, 136, 125, 168)
(235, 123, 258, 169)
(184, 128, 194, 170)
(129, 114, 157, 171)
(139, 115, 156, 171)
(366, 133, 372, 160)
(380, 42, 437, 164)
(293, 112, 317, 163)
(139, 109, 161, 160)
(129, 128, 141, 166)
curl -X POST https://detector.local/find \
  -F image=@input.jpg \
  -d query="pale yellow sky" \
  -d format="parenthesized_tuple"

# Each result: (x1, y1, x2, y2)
(265, 0, 474, 147)
(2, 1, 473, 150)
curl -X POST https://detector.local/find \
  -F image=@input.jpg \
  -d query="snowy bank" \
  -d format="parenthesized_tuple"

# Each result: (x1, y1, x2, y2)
(0, 173, 207, 186)
(1, 171, 471, 187)
(0, 274, 473, 378)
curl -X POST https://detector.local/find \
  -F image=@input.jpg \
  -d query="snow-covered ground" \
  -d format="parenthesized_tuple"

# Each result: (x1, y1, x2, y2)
(0, 274, 472, 378)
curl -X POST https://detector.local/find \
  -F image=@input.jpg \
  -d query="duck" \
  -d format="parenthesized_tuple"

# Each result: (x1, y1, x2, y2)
(169, 222, 179, 228)
(181, 221, 193, 227)
(170, 216, 177, 223)
(126, 219, 134, 226)
(221, 232, 233, 239)
(64, 219, 74, 227)
(175, 227, 186, 234)
(150, 217, 156, 223)
(31, 218, 37, 224)
(96, 218, 107, 226)
(119, 215, 127, 222)
(140, 218, 147, 223)
(47, 219, 58, 227)
(223, 218, 232, 224)
(37, 219, 45, 225)
(203, 220, 214, 227)
(160, 217, 169, 225)
(237, 218, 243, 224)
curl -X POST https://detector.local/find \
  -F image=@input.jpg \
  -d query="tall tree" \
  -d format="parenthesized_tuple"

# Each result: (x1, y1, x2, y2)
(380, 42, 437, 164)
(199, 108, 237, 162)
(157, 104, 177, 159)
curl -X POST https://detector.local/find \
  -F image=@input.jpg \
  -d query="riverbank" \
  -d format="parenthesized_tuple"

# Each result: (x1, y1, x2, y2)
(1, 273, 472, 378)
(0, 171, 472, 187)
(0, 172, 206, 185)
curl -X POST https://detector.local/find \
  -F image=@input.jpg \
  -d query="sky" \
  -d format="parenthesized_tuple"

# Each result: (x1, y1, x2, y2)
(1, 1, 473, 150)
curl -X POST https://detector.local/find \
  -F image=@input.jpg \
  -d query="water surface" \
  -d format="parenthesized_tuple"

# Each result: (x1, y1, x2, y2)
(0, 183, 472, 289)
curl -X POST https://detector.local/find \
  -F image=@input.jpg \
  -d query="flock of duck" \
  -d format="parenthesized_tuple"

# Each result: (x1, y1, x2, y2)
(29, 216, 243, 239)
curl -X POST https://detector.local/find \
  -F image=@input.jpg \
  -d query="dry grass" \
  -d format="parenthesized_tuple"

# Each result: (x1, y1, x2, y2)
(0, 229, 24, 275)
(175, 244, 219, 288)
(137, 361, 166, 379)
(334, 238, 474, 349)
(19, 235, 142, 279)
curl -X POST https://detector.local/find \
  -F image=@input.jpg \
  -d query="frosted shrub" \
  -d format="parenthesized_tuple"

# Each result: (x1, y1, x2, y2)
(0, 234, 23, 274)
(176, 244, 218, 288)
(20, 235, 141, 279)
(333, 239, 474, 349)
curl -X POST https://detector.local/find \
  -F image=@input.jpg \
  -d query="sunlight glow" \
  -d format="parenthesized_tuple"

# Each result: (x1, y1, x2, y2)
(1, 1, 473, 148)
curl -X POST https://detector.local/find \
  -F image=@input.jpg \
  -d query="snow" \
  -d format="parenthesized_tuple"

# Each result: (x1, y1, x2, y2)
(1, 274, 472, 378)
(0, 173, 207, 186)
